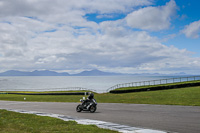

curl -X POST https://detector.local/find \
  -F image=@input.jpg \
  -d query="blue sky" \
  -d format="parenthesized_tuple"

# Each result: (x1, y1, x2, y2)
(86, 0, 200, 57)
(0, 0, 200, 74)
(160, 0, 200, 56)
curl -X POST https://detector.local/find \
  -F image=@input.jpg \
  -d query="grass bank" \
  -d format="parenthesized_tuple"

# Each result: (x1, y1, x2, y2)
(0, 109, 117, 133)
(103, 86, 200, 106)
(110, 80, 200, 92)
(1, 86, 200, 106)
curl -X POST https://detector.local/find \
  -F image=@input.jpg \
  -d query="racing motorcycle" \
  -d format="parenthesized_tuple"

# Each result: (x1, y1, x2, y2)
(76, 97, 97, 113)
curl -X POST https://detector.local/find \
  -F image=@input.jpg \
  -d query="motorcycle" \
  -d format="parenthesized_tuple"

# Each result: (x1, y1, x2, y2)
(76, 97, 97, 113)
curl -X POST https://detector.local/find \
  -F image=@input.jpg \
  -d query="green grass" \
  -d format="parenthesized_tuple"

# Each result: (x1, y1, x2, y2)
(0, 93, 80, 102)
(1, 86, 200, 106)
(102, 86, 200, 106)
(0, 109, 118, 133)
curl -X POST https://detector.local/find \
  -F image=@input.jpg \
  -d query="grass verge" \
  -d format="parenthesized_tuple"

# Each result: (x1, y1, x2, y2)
(101, 86, 200, 106)
(0, 109, 118, 133)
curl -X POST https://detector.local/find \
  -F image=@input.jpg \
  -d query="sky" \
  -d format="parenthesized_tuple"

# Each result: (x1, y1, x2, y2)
(0, 0, 200, 74)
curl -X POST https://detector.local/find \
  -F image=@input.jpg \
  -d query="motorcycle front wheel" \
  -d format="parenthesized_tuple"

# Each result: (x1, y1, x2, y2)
(89, 105, 96, 113)
(76, 105, 83, 112)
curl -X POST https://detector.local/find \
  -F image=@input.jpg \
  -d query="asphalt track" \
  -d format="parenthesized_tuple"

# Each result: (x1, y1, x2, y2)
(0, 101, 200, 133)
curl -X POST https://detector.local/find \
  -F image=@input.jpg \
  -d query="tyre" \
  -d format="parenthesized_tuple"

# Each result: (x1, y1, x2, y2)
(89, 105, 96, 113)
(76, 105, 82, 112)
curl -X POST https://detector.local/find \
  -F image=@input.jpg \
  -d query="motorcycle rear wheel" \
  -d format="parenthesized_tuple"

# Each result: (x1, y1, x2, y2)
(76, 105, 83, 112)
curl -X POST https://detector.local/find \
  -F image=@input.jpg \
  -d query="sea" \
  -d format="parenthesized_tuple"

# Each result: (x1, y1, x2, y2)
(0, 75, 197, 93)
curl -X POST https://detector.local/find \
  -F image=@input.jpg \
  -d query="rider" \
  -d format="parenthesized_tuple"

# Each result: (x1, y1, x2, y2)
(84, 92, 94, 108)
(87, 92, 94, 100)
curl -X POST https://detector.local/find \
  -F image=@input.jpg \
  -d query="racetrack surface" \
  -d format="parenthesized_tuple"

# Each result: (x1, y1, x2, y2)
(0, 101, 200, 133)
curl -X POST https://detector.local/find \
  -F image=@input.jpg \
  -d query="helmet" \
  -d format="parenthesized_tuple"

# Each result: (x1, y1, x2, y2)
(90, 93, 94, 97)
(88, 93, 94, 99)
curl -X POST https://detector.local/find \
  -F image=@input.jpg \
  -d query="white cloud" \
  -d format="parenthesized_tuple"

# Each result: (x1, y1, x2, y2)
(0, 0, 152, 16)
(125, 0, 177, 31)
(181, 20, 200, 38)
(0, 0, 200, 74)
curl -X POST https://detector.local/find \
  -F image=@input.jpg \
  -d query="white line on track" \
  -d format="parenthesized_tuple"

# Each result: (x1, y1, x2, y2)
(6, 109, 171, 133)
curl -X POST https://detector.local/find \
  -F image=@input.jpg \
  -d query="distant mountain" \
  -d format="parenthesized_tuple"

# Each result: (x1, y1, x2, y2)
(0, 70, 70, 76)
(0, 69, 189, 76)
(0, 69, 122, 76)
(129, 72, 190, 76)
(73, 69, 122, 76)
(30, 70, 70, 76)
(0, 70, 31, 76)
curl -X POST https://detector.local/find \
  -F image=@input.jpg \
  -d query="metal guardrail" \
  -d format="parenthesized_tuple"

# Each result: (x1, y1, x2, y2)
(107, 76, 200, 92)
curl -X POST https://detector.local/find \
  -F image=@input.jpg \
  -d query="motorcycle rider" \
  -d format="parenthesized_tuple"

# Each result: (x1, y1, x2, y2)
(83, 92, 94, 108)
(87, 92, 94, 100)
